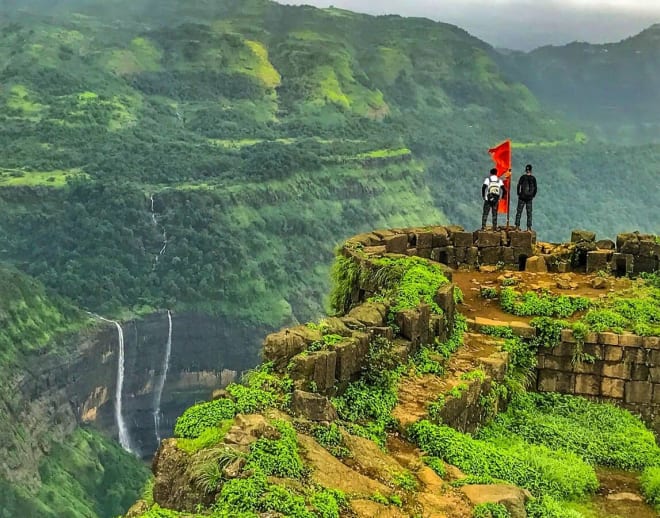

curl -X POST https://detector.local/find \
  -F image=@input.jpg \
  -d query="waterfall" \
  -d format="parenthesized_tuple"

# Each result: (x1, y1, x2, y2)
(149, 194, 168, 265)
(153, 310, 173, 444)
(112, 321, 133, 452)
(150, 195, 157, 225)
(90, 314, 134, 453)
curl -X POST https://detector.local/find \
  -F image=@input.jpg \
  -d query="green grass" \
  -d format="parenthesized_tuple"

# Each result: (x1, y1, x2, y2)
(34, 427, 150, 518)
(6, 84, 44, 115)
(499, 287, 590, 318)
(478, 393, 660, 471)
(0, 168, 86, 187)
(354, 148, 411, 159)
(409, 419, 598, 500)
(641, 467, 660, 511)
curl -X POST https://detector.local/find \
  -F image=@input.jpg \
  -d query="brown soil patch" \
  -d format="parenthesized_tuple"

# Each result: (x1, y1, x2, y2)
(453, 269, 631, 325)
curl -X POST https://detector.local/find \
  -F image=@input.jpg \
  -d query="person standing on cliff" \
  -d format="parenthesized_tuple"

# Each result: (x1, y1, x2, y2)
(481, 168, 506, 231)
(514, 164, 537, 232)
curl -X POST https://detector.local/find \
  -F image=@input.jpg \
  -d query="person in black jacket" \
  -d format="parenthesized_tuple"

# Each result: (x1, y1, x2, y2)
(515, 164, 537, 231)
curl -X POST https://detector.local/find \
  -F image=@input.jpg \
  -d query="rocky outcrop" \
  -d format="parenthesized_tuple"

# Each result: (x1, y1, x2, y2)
(461, 484, 532, 518)
(345, 226, 659, 277)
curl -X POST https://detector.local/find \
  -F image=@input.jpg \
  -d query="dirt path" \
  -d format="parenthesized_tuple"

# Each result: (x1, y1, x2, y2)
(393, 332, 504, 427)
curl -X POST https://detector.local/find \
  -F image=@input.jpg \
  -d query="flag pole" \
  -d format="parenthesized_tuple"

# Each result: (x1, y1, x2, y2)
(506, 140, 512, 229)
(506, 167, 511, 228)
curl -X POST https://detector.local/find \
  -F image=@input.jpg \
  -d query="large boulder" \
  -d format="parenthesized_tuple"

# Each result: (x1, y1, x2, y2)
(152, 440, 215, 511)
(461, 484, 532, 518)
(263, 326, 322, 371)
(617, 233, 640, 254)
(291, 390, 338, 421)
(348, 302, 388, 327)
(571, 230, 596, 243)
(525, 255, 548, 273)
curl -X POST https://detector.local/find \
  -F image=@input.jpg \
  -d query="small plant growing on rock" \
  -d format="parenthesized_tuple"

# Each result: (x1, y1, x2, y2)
(480, 287, 498, 300)
(174, 398, 236, 439)
(392, 470, 419, 492)
(427, 394, 446, 422)
(473, 503, 511, 518)
(312, 423, 351, 459)
(461, 369, 486, 382)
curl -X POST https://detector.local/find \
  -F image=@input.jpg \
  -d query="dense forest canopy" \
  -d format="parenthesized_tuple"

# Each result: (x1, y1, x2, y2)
(0, 0, 657, 324)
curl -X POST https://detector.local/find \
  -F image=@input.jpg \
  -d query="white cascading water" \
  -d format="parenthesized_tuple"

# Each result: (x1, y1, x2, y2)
(150, 195, 157, 225)
(153, 310, 173, 444)
(93, 314, 134, 453)
(149, 194, 168, 265)
(112, 321, 133, 452)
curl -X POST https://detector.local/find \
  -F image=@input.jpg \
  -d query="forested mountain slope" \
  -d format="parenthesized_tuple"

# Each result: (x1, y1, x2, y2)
(0, 1, 658, 516)
(0, 0, 656, 325)
(499, 24, 660, 142)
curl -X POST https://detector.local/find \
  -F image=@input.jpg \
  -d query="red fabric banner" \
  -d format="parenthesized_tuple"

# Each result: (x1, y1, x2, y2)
(488, 140, 511, 215)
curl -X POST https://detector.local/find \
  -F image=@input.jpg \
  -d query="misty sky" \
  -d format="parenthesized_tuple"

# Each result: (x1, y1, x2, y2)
(279, 0, 660, 50)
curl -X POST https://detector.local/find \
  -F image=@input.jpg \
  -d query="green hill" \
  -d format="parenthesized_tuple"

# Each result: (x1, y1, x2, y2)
(0, 0, 656, 326)
(0, 2, 659, 517)
(499, 24, 660, 142)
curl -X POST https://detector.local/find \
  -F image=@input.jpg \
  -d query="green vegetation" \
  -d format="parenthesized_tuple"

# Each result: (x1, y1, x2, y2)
(499, 288, 590, 318)
(0, 265, 86, 364)
(409, 420, 599, 500)
(174, 399, 236, 439)
(473, 503, 511, 518)
(0, 1, 659, 516)
(579, 278, 660, 335)
(226, 364, 294, 413)
(0, 427, 150, 518)
(333, 337, 402, 447)
(641, 467, 660, 511)
(478, 393, 660, 470)
(311, 423, 351, 459)
(330, 254, 450, 317)
(245, 420, 304, 478)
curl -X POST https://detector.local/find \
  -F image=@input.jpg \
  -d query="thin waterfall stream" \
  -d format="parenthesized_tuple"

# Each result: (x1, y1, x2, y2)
(112, 321, 132, 452)
(92, 314, 134, 453)
(152, 310, 173, 444)
(149, 194, 168, 266)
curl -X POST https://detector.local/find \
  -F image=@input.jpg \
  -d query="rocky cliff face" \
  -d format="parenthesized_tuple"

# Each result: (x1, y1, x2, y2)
(1, 311, 267, 487)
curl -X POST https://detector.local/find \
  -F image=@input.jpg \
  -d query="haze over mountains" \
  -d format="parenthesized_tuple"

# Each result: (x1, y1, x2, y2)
(282, 0, 660, 50)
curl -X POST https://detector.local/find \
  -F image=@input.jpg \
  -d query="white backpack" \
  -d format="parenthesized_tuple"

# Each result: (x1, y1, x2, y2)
(487, 176, 501, 202)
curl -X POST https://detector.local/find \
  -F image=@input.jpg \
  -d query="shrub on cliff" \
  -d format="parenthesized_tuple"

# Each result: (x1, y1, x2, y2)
(641, 466, 660, 511)
(174, 399, 236, 439)
(226, 363, 294, 414)
(478, 393, 660, 471)
(408, 420, 598, 500)
(499, 288, 590, 318)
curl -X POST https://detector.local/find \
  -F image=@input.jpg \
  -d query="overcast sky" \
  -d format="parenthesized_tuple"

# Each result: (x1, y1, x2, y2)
(279, 0, 660, 50)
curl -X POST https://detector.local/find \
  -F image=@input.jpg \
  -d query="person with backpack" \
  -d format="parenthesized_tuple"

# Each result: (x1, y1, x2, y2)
(514, 164, 537, 231)
(481, 168, 506, 231)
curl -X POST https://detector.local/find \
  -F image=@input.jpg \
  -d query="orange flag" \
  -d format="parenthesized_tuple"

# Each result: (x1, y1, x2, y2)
(488, 140, 511, 215)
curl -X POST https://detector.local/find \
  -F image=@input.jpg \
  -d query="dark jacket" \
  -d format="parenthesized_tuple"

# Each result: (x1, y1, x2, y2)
(517, 174, 537, 201)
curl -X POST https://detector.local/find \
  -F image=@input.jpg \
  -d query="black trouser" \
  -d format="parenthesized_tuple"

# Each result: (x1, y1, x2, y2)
(482, 199, 498, 229)
(515, 199, 533, 228)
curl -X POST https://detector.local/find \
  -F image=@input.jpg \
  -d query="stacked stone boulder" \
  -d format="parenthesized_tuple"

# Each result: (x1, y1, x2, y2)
(574, 230, 659, 275)
(346, 225, 536, 273)
(536, 330, 660, 434)
(346, 226, 658, 276)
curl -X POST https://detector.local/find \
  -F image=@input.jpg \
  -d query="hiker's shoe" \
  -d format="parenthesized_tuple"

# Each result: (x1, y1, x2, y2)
(514, 226, 521, 231)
